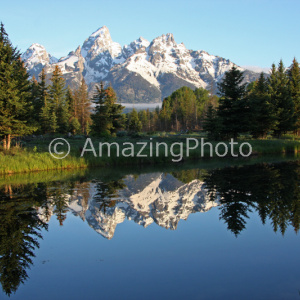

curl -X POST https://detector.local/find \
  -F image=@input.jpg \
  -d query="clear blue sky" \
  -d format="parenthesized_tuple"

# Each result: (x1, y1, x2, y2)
(1, 0, 299, 68)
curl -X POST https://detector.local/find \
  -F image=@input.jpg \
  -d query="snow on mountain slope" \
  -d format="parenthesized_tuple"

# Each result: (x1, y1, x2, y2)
(21, 43, 58, 79)
(81, 26, 125, 84)
(123, 37, 150, 58)
(22, 26, 260, 102)
(81, 26, 122, 60)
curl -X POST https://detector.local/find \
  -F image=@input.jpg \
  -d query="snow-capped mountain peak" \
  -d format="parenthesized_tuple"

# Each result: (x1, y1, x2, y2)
(22, 26, 261, 103)
(21, 43, 58, 78)
(81, 25, 122, 60)
(157, 33, 176, 44)
(22, 43, 48, 61)
(90, 25, 110, 38)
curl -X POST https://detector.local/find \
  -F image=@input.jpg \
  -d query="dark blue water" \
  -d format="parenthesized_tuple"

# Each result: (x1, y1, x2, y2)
(1, 159, 300, 300)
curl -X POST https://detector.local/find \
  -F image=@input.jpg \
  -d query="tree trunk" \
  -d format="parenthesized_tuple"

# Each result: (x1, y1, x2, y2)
(2, 135, 11, 150)
(3, 138, 7, 150)
(7, 134, 11, 150)
(2, 135, 12, 150)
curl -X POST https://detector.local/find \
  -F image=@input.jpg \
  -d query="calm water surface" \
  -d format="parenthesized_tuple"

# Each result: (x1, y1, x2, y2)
(1, 158, 300, 300)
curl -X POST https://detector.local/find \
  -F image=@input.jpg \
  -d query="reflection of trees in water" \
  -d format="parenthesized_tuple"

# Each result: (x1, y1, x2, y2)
(42, 181, 78, 226)
(0, 184, 48, 296)
(0, 178, 92, 296)
(1, 162, 300, 295)
(203, 161, 300, 236)
(93, 180, 126, 213)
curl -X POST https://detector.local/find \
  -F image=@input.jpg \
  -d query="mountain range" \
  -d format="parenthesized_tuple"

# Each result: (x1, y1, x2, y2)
(22, 26, 262, 103)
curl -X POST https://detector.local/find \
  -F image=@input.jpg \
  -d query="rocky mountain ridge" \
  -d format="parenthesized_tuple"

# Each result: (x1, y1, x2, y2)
(22, 26, 261, 103)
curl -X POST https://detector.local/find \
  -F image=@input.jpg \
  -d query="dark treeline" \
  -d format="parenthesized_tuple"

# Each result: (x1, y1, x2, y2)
(204, 161, 300, 236)
(32, 68, 92, 136)
(169, 161, 300, 236)
(203, 62, 300, 139)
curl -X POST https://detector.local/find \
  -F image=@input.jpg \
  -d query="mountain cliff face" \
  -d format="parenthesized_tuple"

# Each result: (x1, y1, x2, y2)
(22, 26, 260, 103)
(38, 173, 219, 240)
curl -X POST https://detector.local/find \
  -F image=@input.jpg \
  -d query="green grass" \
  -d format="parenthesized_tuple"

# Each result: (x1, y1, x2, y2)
(0, 134, 299, 175)
(1, 153, 299, 187)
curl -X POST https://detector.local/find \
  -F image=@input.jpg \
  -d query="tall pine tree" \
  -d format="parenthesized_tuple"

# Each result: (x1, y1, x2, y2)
(66, 87, 81, 134)
(203, 103, 220, 140)
(287, 58, 300, 135)
(48, 66, 69, 133)
(248, 73, 274, 138)
(217, 66, 249, 139)
(37, 69, 52, 133)
(268, 60, 295, 137)
(91, 82, 124, 136)
(0, 23, 35, 150)
(74, 79, 91, 135)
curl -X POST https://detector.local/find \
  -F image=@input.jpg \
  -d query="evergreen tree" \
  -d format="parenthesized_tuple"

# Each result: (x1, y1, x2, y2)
(287, 58, 300, 135)
(69, 117, 81, 135)
(48, 66, 69, 133)
(91, 82, 124, 136)
(49, 110, 58, 133)
(37, 69, 51, 133)
(217, 66, 249, 139)
(48, 66, 65, 113)
(91, 82, 108, 135)
(30, 76, 40, 124)
(268, 60, 295, 137)
(74, 79, 91, 134)
(39, 105, 52, 133)
(66, 87, 76, 119)
(66, 87, 81, 134)
(105, 86, 124, 135)
(248, 73, 274, 138)
(203, 103, 220, 140)
(59, 101, 70, 133)
(0, 23, 35, 149)
(38, 69, 48, 107)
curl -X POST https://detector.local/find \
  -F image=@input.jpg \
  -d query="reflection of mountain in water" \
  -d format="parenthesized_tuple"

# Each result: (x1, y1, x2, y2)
(36, 160, 300, 239)
(3, 161, 300, 297)
(39, 173, 219, 239)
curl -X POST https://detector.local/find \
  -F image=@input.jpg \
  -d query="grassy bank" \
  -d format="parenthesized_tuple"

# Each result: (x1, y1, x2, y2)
(1, 153, 299, 186)
(0, 135, 300, 175)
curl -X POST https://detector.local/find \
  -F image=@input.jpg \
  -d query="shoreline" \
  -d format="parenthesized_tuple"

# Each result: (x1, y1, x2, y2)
(0, 136, 299, 175)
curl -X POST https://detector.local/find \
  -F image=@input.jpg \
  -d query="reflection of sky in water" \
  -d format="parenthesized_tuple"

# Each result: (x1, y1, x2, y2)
(1, 160, 300, 300)
(12, 209, 300, 300)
